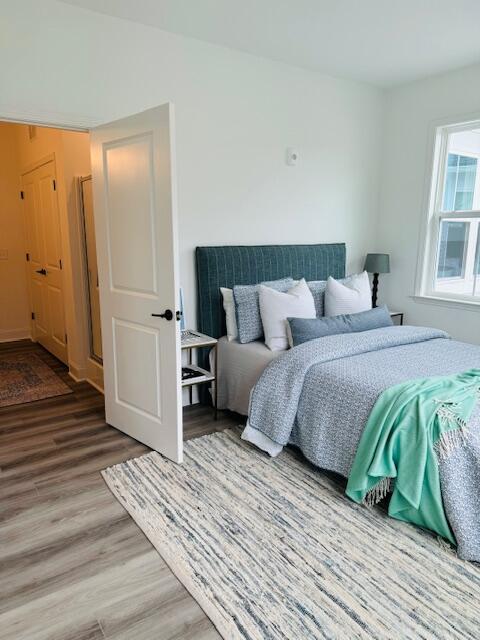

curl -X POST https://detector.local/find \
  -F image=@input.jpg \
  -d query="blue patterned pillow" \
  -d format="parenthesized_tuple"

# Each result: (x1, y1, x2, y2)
(233, 278, 294, 343)
(307, 280, 328, 316)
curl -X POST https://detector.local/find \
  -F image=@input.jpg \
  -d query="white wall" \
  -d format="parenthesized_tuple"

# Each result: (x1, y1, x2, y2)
(0, 0, 384, 331)
(378, 63, 480, 345)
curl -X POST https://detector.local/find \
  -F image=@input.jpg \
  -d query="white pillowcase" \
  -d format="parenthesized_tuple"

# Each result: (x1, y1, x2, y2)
(324, 271, 372, 316)
(259, 279, 316, 351)
(220, 287, 238, 341)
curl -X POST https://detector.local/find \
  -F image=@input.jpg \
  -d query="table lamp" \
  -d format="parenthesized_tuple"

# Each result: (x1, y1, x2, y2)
(364, 253, 390, 308)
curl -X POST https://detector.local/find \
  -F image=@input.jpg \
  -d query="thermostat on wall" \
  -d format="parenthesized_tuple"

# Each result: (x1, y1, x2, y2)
(286, 148, 299, 166)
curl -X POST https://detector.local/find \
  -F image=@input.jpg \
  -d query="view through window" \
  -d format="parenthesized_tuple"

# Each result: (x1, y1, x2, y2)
(429, 127, 480, 300)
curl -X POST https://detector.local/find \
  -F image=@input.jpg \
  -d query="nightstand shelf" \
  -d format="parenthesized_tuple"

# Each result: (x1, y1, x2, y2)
(181, 364, 215, 387)
(389, 311, 404, 325)
(181, 330, 218, 418)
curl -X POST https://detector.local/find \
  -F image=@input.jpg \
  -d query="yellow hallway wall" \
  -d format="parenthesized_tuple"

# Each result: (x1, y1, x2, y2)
(14, 124, 92, 378)
(0, 123, 30, 342)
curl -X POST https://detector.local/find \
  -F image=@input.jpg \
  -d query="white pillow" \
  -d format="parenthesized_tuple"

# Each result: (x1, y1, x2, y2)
(259, 279, 316, 351)
(324, 271, 372, 316)
(220, 287, 238, 341)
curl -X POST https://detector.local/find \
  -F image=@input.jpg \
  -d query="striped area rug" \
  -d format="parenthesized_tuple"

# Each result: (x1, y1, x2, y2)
(102, 429, 480, 640)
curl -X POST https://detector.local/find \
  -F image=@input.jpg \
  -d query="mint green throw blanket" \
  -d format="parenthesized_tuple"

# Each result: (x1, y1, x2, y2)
(346, 369, 480, 545)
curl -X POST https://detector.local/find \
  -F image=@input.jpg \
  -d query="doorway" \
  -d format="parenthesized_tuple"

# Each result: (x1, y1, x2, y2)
(0, 105, 183, 463)
(0, 122, 96, 381)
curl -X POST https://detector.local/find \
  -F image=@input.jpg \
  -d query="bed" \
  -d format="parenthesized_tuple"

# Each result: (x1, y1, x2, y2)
(215, 337, 280, 415)
(196, 244, 480, 561)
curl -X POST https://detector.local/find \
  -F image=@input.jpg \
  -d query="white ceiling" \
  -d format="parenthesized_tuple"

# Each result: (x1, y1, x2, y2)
(60, 0, 480, 87)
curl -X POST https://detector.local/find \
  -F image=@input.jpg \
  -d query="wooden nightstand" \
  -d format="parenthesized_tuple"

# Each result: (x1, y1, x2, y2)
(181, 330, 218, 418)
(390, 311, 404, 326)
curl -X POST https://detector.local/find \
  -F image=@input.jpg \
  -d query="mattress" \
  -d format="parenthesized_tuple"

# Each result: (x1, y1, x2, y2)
(215, 337, 280, 415)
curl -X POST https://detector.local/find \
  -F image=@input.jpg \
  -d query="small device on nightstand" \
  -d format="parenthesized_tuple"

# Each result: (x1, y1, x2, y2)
(390, 311, 404, 326)
(181, 330, 218, 419)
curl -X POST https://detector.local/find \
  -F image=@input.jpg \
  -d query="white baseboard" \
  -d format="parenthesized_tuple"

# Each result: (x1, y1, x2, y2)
(70, 358, 104, 394)
(87, 378, 104, 395)
(68, 362, 87, 382)
(85, 357, 104, 393)
(0, 328, 31, 343)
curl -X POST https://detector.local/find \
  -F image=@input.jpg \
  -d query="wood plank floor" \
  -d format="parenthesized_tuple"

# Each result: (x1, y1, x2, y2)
(0, 340, 241, 640)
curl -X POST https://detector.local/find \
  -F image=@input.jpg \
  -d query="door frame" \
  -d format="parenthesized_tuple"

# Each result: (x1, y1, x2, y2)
(21, 151, 56, 176)
(78, 173, 102, 366)
(0, 109, 97, 132)
(77, 173, 105, 394)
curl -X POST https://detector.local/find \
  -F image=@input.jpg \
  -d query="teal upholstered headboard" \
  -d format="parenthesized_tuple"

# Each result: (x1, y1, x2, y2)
(195, 243, 346, 341)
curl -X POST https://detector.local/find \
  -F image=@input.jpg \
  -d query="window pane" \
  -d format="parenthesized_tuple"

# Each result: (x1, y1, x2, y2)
(455, 156, 477, 210)
(442, 153, 477, 211)
(443, 154, 458, 211)
(436, 221, 468, 278)
(442, 128, 480, 212)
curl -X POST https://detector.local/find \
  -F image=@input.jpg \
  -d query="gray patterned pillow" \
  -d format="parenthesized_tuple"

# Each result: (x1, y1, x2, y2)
(287, 305, 393, 347)
(233, 278, 294, 343)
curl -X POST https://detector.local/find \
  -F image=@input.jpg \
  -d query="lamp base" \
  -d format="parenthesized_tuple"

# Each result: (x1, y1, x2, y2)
(372, 273, 379, 308)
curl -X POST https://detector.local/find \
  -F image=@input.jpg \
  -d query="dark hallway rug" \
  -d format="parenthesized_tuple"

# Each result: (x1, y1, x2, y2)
(0, 353, 72, 407)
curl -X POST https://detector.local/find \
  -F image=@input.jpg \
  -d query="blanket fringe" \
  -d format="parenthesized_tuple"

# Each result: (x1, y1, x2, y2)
(434, 403, 469, 460)
(434, 426, 469, 460)
(363, 476, 392, 507)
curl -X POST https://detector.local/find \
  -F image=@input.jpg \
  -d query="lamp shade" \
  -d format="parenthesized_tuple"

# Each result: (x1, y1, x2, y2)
(364, 253, 390, 274)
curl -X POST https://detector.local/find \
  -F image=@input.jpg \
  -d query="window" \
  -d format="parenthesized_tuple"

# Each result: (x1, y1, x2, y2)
(443, 154, 477, 211)
(421, 123, 480, 302)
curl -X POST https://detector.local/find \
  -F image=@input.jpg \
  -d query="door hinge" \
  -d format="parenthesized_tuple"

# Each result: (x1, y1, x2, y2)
(59, 258, 62, 269)
(31, 311, 35, 320)
(20, 190, 24, 200)
(26, 252, 30, 262)
(52, 179, 56, 191)
(65, 333, 68, 344)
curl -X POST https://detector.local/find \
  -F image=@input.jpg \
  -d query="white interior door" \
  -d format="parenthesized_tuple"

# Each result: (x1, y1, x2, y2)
(22, 161, 68, 364)
(90, 104, 183, 463)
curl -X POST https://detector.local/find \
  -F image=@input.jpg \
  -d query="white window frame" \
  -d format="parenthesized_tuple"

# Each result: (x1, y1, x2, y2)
(417, 119, 480, 307)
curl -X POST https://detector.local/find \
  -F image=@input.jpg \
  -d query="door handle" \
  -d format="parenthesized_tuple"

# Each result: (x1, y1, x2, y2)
(151, 309, 173, 321)
(36, 268, 47, 275)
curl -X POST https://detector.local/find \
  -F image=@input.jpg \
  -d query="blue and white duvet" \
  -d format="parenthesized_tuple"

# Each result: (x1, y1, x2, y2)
(244, 326, 480, 561)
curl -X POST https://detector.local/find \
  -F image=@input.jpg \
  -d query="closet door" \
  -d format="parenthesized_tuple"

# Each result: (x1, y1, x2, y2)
(23, 169, 49, 345)
(22, 161, 68, 364)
